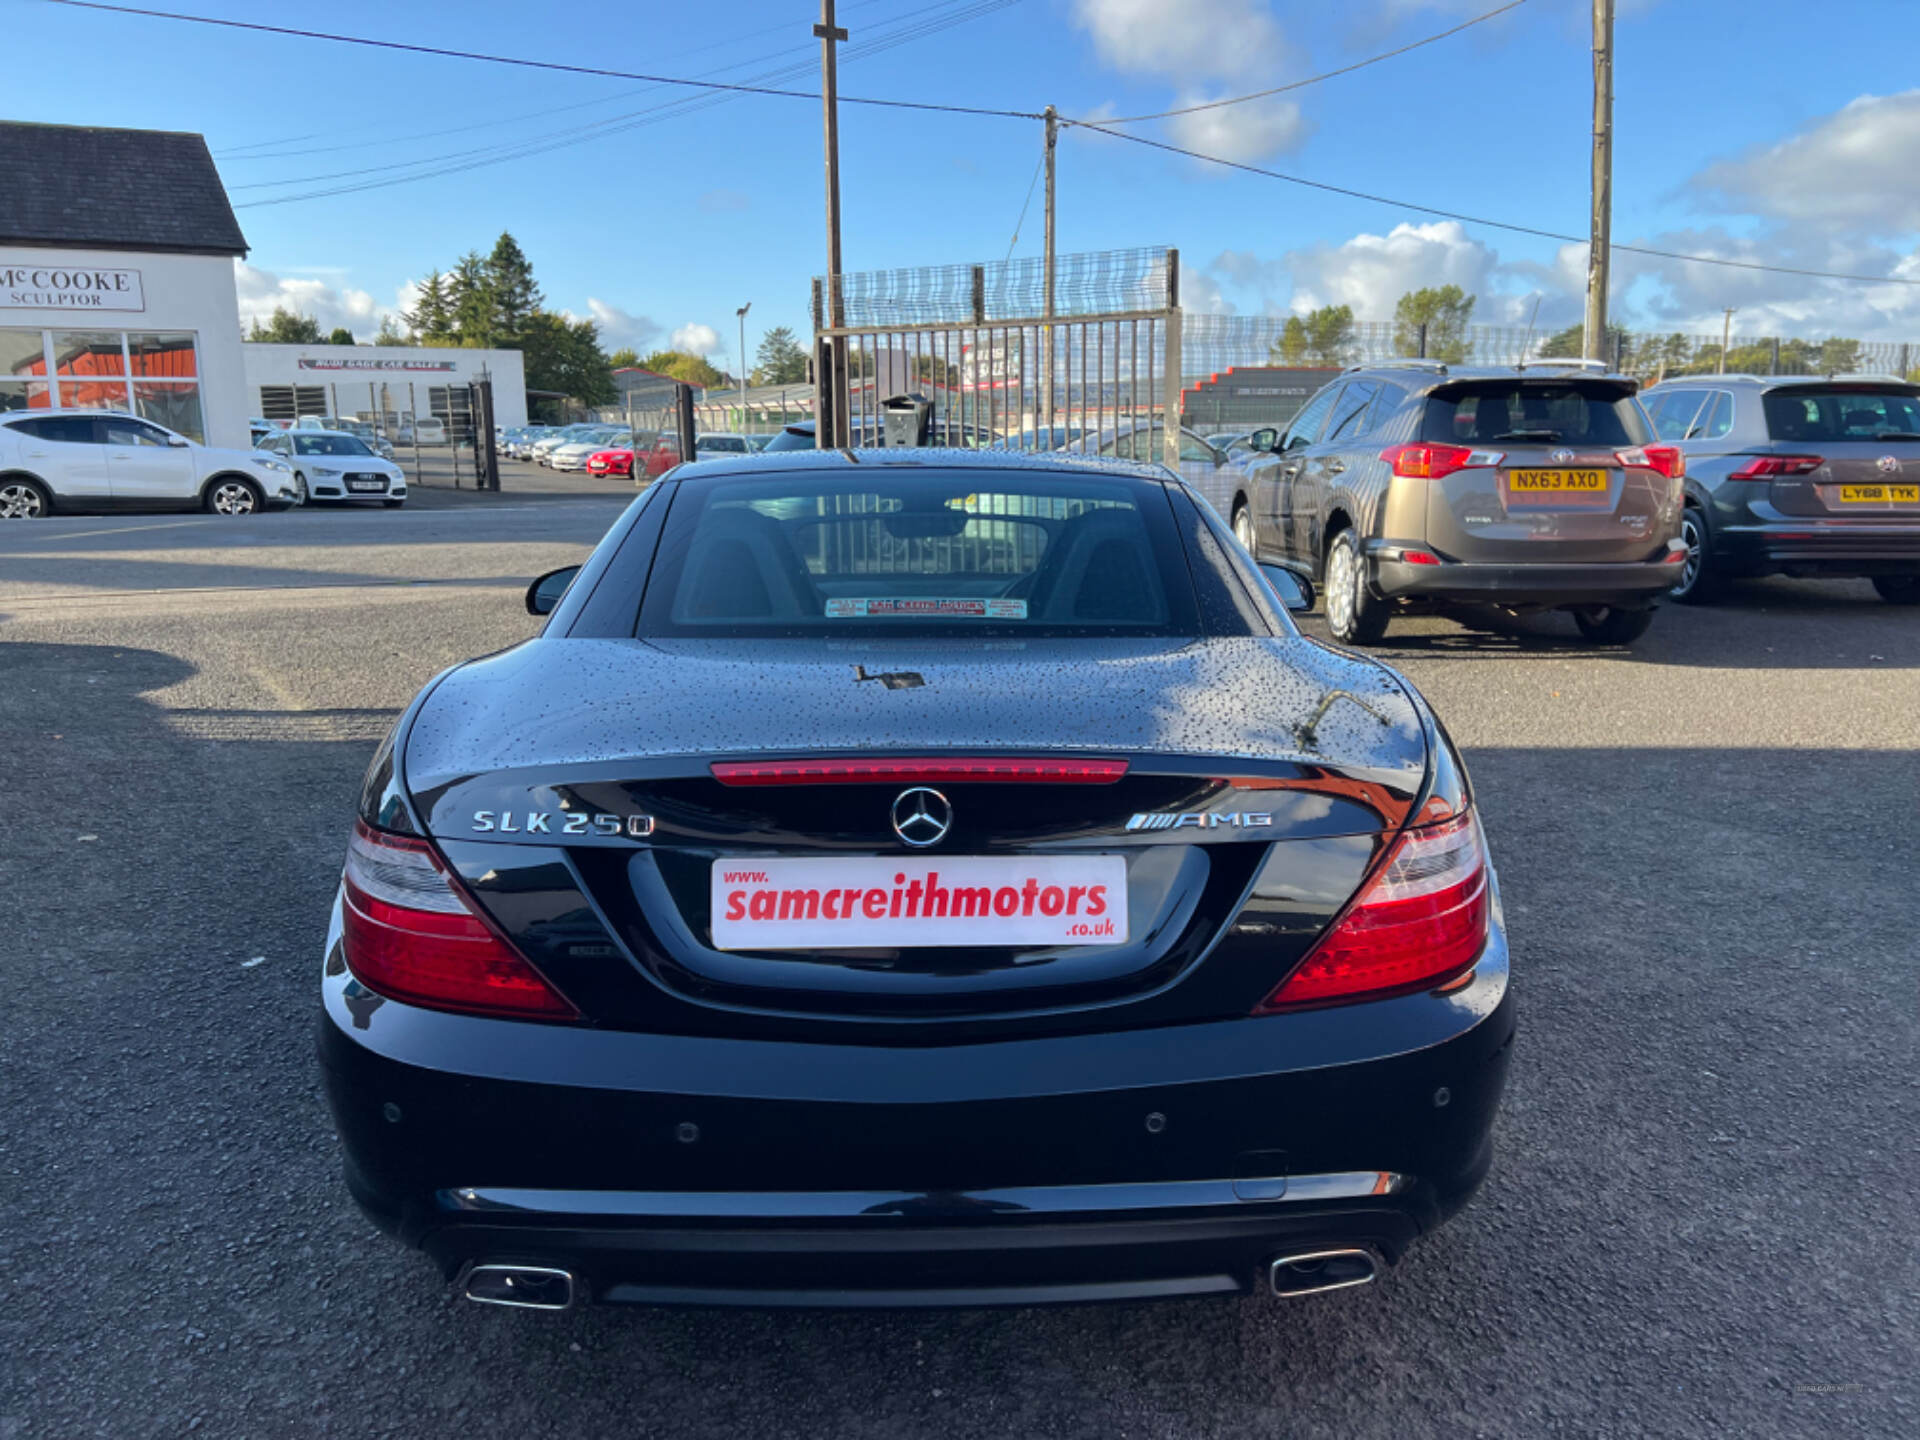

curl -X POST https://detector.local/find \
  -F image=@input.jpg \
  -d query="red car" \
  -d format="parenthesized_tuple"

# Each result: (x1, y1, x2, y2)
(642, 431, 683, 478)
(586, 446, 634, 479)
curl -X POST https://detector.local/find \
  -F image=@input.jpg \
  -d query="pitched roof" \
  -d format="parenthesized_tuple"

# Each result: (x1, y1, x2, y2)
(0, 121, 247, 257)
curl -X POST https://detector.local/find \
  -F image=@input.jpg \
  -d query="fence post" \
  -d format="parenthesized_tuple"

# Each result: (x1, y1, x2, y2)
(1417, 323, 1428, 359)
(1158, 250, 1182, 467)
(1901, 343, 1912, 380)
(675, 382, 697, 464)
(1770, 337, 1781, 375)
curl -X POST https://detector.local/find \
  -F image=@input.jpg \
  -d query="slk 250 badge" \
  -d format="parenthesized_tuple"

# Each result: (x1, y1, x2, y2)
(471, 810, 654, 837)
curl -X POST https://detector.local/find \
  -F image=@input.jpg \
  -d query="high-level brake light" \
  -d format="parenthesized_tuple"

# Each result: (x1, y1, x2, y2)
(1255, 811, 1489, 1011)
(1727, 455, 1823, 480)
(340, 820, 575, 1020)
(710, 757, 1130, 785)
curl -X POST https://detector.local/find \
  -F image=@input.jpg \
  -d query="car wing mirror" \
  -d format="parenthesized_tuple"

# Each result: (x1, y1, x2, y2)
(1249, 427, 1279, 453)
(1258, 564, 1314, 614)
(168, 435, 190, 447)
(526, 565, 581, 617)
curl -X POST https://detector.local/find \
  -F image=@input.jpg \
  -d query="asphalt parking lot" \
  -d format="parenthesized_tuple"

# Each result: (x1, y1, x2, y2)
(1, 498, 1913, 1438)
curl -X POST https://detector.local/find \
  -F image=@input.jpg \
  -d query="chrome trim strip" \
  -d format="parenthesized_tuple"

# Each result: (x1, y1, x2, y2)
(440, 1171, 1404, 1220)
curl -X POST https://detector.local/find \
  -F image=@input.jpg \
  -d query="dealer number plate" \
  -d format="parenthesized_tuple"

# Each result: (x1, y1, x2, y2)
(710, 855, 1128, 950)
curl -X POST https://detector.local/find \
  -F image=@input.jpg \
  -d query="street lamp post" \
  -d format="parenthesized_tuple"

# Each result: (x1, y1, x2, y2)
(736, 302, 752, 433)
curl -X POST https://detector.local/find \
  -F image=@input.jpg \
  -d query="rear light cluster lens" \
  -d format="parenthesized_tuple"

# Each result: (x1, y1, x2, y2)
(340, 820, 575, 1020)
(1615, 444, 1686, 479)
(1379, 443, 1502, 480)
(1256, 811, 1490, 1011)
(711, 757, 1129, 785)
(1727, 454, 1823, 480)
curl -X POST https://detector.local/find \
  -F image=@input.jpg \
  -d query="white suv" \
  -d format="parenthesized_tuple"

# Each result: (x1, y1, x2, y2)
(0, 409, 298, 518)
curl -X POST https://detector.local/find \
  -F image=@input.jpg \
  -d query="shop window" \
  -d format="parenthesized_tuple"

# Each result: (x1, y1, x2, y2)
(0, 329, 52, 411)
(133, 381, 205, 443)
(51, 331, 129, 411)
(128, 333, 197, 378)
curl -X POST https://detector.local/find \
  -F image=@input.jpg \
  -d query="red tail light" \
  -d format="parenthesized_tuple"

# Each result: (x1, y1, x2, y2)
(1379, 443, 1490, 480)
(339, 820, 575, 1020)
(1255, 811, 1489, 1011)
(1727, 454, 1823, 480)
(1616, 444, 1686, 479)
(711, 757, 1129, 785)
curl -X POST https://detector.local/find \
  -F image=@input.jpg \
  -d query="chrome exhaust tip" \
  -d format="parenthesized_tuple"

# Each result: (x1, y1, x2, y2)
(1267, 1248, 1379, 1298)
(459, 1263, 578, 1310)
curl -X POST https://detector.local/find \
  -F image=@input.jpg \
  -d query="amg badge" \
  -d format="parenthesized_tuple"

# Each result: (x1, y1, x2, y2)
(1126, 812, 1274, 832)
(471, 810, 654, 837)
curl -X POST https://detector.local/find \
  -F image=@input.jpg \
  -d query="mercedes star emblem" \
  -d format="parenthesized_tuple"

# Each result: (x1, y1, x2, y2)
(890, 787, 953, 848)
(1877, 455, 1901, 474)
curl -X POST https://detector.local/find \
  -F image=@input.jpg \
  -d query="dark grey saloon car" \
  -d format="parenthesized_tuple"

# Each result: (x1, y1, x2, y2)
(1234, 361, 1687, 645)
(1642, 375, 1920, 604)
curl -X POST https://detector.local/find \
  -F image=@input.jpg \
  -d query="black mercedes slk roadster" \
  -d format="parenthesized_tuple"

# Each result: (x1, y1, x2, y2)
(319, 448, 1513, 1310)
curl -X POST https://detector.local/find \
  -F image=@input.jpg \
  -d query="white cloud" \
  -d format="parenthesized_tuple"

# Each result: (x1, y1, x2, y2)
(234, 261, 394, 338)
(1073, 0, 1308, 161)
(1283, 220, 1502, 315)
(1168, 96, 1310, 164)
(565, 299, 661, 352)
(671, 322, 722, 357)
(1073, 0, 1282, 82)
(1695, 90, 1920, 235)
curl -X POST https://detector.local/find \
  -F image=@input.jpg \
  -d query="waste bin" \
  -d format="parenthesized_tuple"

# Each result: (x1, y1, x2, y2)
(881, 392, 934, 448)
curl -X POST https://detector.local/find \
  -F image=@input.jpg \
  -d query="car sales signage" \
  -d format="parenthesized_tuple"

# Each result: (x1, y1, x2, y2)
(296, 357, 458, 372)
(0, 263, 144, 312)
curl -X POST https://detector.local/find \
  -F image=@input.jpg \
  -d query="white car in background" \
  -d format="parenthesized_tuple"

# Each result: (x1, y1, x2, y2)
(695, 432, 753, 457)
(547, 428, 630, 472)
(255, 429, 408, 508)
(0, 408, 298, 517)
(394, 417, 448, 446)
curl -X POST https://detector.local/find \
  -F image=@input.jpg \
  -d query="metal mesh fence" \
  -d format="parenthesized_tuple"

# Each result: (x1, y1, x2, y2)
(819, 247, 1174, 327)
(1180, 315, 1920, 383)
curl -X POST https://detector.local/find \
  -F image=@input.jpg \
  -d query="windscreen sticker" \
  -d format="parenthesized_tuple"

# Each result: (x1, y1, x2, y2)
(825, 598, 1028, 619)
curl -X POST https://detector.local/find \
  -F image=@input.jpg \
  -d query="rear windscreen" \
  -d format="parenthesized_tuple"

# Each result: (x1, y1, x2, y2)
(638, 469, 1199, 638)
(1421, 383, 1649, 446)
(1762, 388, 1920, 442)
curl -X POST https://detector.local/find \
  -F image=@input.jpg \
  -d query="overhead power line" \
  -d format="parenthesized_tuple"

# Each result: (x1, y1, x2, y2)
(39, 0, 1043, 122)
(1066, 121, 1920, 288)
(1096, 0, 1531, 125)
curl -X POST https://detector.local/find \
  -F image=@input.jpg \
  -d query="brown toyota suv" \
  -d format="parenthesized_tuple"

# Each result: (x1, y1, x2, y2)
(1234, 360, 1686, 645)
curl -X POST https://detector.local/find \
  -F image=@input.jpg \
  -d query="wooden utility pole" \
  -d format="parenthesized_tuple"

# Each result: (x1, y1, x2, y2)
(1583, 0, 1614, 362)
(816, 0, 849, 446)
(1042, 106, 1058, 439)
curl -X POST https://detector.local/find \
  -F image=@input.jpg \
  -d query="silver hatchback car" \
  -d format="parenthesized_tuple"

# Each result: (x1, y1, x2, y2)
(1235, 360, 1686, 645)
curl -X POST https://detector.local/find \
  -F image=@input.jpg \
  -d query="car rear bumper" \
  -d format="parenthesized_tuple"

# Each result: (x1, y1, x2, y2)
(317, 892, 1514, 1307)
(1720, 521, 1920, 577)
(1369, 546, 1679, 607)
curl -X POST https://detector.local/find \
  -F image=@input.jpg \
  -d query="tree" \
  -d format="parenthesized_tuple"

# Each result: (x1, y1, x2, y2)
(638, 349, 727, 390)
(406, 271, 455, 343)
(326, 326, 355, 346)
(607, 347, 640, 370)
(1271, 305, 1356, 367)
(1391, 285, 1475, 363)
(372, 315, 408, 347)
(246, 307, 324, 344)
(519, 311, 616, 406)
(483, 232, 542, 341)
(1538, 320, 1629, 366)
(447, 251, 495, 348)
(754, 325, 809, 385)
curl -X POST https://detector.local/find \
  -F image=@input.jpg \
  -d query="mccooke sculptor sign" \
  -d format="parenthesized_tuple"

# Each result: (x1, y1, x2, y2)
(0, 263, 145, 312)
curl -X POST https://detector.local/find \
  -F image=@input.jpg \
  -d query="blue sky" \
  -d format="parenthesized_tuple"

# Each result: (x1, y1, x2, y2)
(10, 0, 1920, 362)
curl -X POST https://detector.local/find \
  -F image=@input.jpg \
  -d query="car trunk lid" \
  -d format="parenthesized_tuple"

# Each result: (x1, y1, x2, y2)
(1754, 384, 1920, 519)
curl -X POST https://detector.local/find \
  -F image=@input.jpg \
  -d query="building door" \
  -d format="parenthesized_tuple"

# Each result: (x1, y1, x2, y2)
(98, 415, 196, 503)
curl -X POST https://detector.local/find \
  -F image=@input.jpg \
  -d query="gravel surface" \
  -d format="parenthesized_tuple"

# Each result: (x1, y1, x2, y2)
(1, 502, 1913, 1439)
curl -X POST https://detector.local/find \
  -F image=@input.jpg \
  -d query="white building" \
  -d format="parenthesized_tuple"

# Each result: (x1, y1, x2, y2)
(1, 121, 250, 449)
(242, 344, 527, 433)
(2, 121, 530, 450)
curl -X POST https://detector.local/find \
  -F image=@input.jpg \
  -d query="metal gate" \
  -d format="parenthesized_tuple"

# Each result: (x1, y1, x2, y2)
(812, 246, 1182, 468)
